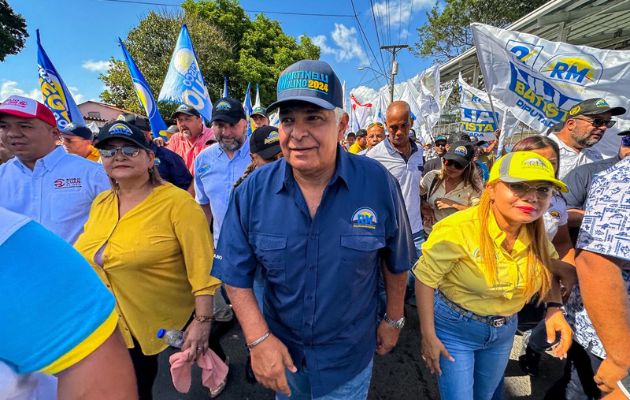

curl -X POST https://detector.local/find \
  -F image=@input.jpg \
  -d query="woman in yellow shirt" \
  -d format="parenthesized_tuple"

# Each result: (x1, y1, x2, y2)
(74, 120, 223, 399)
(413, 151, 573, 400)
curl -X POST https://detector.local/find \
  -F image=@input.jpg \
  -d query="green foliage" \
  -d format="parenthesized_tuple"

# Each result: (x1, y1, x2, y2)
(415, 0, 547, 61)
(0, 0, 28, 62)
(237, 14, 320, 105)
(100, 10, 231, 117)
(100, 0, 320, 116)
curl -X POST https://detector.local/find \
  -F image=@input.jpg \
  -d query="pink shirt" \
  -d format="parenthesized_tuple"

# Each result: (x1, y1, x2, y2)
(166, 126, 215, 174)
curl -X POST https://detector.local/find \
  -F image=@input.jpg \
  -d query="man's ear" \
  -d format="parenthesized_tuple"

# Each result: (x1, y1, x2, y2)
(337, 112, 349, 141)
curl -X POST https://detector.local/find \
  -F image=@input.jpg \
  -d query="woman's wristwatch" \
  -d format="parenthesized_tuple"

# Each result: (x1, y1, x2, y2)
(545, 302, 566, 315)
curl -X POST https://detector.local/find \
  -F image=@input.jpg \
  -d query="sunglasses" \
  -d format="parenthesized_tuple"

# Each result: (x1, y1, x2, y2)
(367, 121, 384, 129)
(573, 117, 616, 128)
(621, 135, 630, 146)
(435, 142, 447, 147)
(98, 146, 141, 158)
(444, 159, 465, 169)
(507, 182, 554, 199)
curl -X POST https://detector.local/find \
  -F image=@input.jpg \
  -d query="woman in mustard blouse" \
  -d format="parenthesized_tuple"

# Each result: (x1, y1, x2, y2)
(413, 151, 573, 400)
(74, 121, 223, 399)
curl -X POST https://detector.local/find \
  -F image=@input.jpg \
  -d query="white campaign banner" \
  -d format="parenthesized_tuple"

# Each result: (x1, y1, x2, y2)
(471, 23, 630, 139)
(458, 73, 500, 141)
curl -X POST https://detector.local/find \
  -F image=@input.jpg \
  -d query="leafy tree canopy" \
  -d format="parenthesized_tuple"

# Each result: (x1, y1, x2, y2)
(100, 0, 320, 117)
(415, 0, 547, 61)
(0, 0, 28, 62)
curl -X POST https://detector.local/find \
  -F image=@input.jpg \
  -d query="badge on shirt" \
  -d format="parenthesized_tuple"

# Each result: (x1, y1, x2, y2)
(351, 208, 377, 229)
(549, 210, 561, 219)
(54, 177, 82, 189)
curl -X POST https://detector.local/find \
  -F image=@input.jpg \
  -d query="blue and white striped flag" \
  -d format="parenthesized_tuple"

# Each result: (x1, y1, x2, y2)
(158, 24, 213, 121)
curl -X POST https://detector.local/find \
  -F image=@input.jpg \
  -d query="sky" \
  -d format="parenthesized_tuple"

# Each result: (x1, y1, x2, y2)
(0, 0, 436, 106)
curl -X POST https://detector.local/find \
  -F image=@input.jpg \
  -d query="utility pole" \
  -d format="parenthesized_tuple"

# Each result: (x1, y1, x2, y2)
(380, 44, 408, 104)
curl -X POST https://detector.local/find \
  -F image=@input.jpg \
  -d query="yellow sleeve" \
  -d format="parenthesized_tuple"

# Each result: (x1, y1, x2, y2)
(545, 236, 559, 260)
(41, 310, 118, 375)
(171, 193, 222, 296)
(412, 218, 467, 288)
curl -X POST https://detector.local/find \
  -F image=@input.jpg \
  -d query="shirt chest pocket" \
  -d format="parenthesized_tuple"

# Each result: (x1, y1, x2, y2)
(253, 234, 288, 287)
(340, 234, 385, 275)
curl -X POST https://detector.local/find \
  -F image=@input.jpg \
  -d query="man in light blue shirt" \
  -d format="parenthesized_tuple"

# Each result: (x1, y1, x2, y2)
(0, 96, 109, 244)
(194, 97, 251, 247)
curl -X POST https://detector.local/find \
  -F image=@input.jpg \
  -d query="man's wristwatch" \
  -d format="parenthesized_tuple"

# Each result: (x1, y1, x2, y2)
(383, 314, 405, 329)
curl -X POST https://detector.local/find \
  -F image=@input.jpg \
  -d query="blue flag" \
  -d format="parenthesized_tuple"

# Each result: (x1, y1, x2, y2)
(223, 76, 229, 98)
(242, 82, 253, 136)
(158, 24, 212, 121)
(119, 38, 168, 140)
(36, 30, 85, 130)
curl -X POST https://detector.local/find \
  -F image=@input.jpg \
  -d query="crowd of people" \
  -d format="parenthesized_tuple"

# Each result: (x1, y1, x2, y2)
(0, 58, 629, 400)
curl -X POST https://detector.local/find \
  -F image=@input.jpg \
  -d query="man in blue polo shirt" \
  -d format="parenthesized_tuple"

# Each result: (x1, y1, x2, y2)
(194, 97, 251, 246)
(0, 95, 110, 244)
(212, 60, 415, 399)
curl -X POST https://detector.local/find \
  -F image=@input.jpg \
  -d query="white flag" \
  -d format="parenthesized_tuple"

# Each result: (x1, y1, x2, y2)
(471, 23, 630, 138)
(458, 73, 500, 141)
(417, 65, 442, 140)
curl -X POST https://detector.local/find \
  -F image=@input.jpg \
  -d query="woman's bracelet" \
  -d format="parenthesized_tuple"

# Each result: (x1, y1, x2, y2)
(247, 331, 271, 349)
(194, 314, 214, 323)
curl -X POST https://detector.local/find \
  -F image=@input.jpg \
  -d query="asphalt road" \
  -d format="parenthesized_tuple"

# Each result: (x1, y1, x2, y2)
(153, 305, 564, 399)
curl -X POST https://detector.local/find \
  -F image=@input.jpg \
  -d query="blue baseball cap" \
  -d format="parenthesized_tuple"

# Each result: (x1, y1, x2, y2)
(268, 60, 343, 112)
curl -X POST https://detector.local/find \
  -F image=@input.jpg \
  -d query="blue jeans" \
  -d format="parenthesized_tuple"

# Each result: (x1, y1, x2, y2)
(275, 359, 373, 400)
(434, 294, 517, 400)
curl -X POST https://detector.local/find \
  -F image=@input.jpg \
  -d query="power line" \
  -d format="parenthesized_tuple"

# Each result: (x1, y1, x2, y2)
(349, 0, 387, 77)
(368, 0, 387, 71)
(98, 0, 354, 17)
(398, 0, 402, 40)
(385, 0, 392, 45)
(406, 0, 414, 42)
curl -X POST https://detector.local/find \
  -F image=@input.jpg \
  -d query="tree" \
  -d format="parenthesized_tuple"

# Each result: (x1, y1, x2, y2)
(237, 14, 320, 106)
(415, 0, 547, 61)
(100, 1, 320, 116)
(0, 0, 28, 62)
(100, 11, 232, 117)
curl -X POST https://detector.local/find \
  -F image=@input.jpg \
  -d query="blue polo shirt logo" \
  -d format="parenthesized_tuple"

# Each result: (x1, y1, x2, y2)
(351, 208, 377, 229)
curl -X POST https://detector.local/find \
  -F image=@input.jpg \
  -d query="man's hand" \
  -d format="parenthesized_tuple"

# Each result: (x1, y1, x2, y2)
(545, 308, 573, 358)
(376, 321, 401, 355)
(153, 137, 166, 147)
(596, 358, 629, 394)
(250, 334, 297, 396)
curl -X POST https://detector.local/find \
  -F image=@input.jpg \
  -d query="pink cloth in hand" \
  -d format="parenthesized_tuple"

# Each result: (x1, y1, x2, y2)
(168, 348, 229, 393)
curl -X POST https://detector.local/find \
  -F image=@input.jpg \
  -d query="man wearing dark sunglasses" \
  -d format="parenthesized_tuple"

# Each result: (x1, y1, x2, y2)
(548, 98, 626, 179)
(422, 135, 447, 177)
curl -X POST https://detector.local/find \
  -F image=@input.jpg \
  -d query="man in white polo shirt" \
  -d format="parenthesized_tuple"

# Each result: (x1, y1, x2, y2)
(548, 98, 626, 179)
(367, 101, 424, 253)
(367, 101, 424, 305)
(0, 95, 109, 243)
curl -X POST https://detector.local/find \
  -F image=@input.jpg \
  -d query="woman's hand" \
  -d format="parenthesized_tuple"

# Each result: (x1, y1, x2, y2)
(421, 333, 454, 375)
(435, 198, 464, 210)
(421, 201, 435, 227)
(544, 308, 572, 359)
(182, 320, 211, 361)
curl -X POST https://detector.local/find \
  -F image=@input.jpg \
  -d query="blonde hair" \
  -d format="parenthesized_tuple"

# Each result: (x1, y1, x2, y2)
(477, 185, 552, 302)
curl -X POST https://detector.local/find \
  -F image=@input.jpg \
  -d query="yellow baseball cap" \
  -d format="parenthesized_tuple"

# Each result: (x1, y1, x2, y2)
(488, 151, 568, 192)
